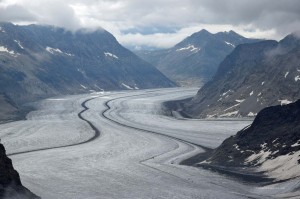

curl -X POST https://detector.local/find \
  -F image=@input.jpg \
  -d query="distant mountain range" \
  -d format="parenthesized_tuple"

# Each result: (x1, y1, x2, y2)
(181, 33, 300, 118)
(0, 22, 175, 106)
(135, 29, 260, 86)
(200, 99, 300, 181)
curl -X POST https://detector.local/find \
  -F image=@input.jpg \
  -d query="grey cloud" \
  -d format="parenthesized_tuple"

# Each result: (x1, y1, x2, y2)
(193, 0, 300, 33)
(0, 4, 36, 22)
(36, 1, 81, 31)
(0, 0, 81, 31)
(1, 0, 300, 48)
(80, 0, 300, 38)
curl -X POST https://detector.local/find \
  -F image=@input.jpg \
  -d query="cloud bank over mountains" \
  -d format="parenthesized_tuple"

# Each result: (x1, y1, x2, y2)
(1, 0, 300, 48)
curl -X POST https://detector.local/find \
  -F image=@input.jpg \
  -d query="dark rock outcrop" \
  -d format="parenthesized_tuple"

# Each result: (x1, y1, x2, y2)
(0, 143, 40, 199)
(200, 99, 300, 180)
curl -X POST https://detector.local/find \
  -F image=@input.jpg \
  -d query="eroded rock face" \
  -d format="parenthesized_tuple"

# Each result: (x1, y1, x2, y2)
(0, 143, 40, 199)
(201, 100, 300, 180)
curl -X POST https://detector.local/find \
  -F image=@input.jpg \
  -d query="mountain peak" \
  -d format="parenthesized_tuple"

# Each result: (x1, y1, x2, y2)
(198, 29, 211, 34)
(215, 30, 245, 39)
(193, 29, 212, 36)
(186, 29, 213, 42)
(228, 30, 238, 34)
(279, 32, 300, 50)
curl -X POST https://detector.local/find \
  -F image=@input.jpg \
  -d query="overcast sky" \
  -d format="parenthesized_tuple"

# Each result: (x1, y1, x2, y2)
(1, 0, 300, 49)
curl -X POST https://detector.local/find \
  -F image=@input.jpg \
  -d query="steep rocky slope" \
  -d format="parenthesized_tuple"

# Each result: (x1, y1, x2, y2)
(0, 143, 40, 198)
(200, 99, 300, 181)
(182, 33, 300, 118)
(0, 22, 175, 105)
(0, 94, 20, 122)
(135, 30, 259, 86)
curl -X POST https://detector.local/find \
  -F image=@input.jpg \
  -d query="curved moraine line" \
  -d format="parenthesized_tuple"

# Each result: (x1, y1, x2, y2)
(8, 97, 101, 156)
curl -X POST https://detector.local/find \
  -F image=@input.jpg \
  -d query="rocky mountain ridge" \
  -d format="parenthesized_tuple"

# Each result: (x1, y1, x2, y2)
(182, 33, 300, 118)
(0, 22, 175, 105)
(135, 29, 260, 86)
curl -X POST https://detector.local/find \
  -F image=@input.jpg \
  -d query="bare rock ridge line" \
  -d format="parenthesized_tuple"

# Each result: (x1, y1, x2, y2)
(8, 96, 102, 157)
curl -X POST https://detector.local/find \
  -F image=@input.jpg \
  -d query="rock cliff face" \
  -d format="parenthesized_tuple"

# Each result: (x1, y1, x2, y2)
(183, 33, 300, 118)
(0, 143, 40, 198)
(200, 99, 300, 181)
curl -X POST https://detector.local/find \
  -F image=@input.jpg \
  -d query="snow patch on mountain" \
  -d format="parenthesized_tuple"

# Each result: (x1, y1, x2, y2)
(257, 150, 300, 180)
(46, 46, 62, 54)
(279, 99, 293, 105)
(247, 112, 256, 117)
(0, 27, 5, 33)
(224, 102, 242, 112)
(121, 83, 133, 90)
(246, 149, 272, 166)
(284, 71, 289, 78)
(295, 76, 300, 82)
(80, 84, 87, 89)
(46, 46, 74, 56)
(224, 41, 235, 47)
(65, 52, 74, 56)
(14, 40, 24, 49)
(104, 52, 118, 59)
(94, 84, 104, 91)
(220, 110, 238, 117)
(0, 46, 15, 55)
(291, 141, 300, 147)
(235, 99, 245, 103)
(221, 90, 232, 96)
(176, 44, 200, 52)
